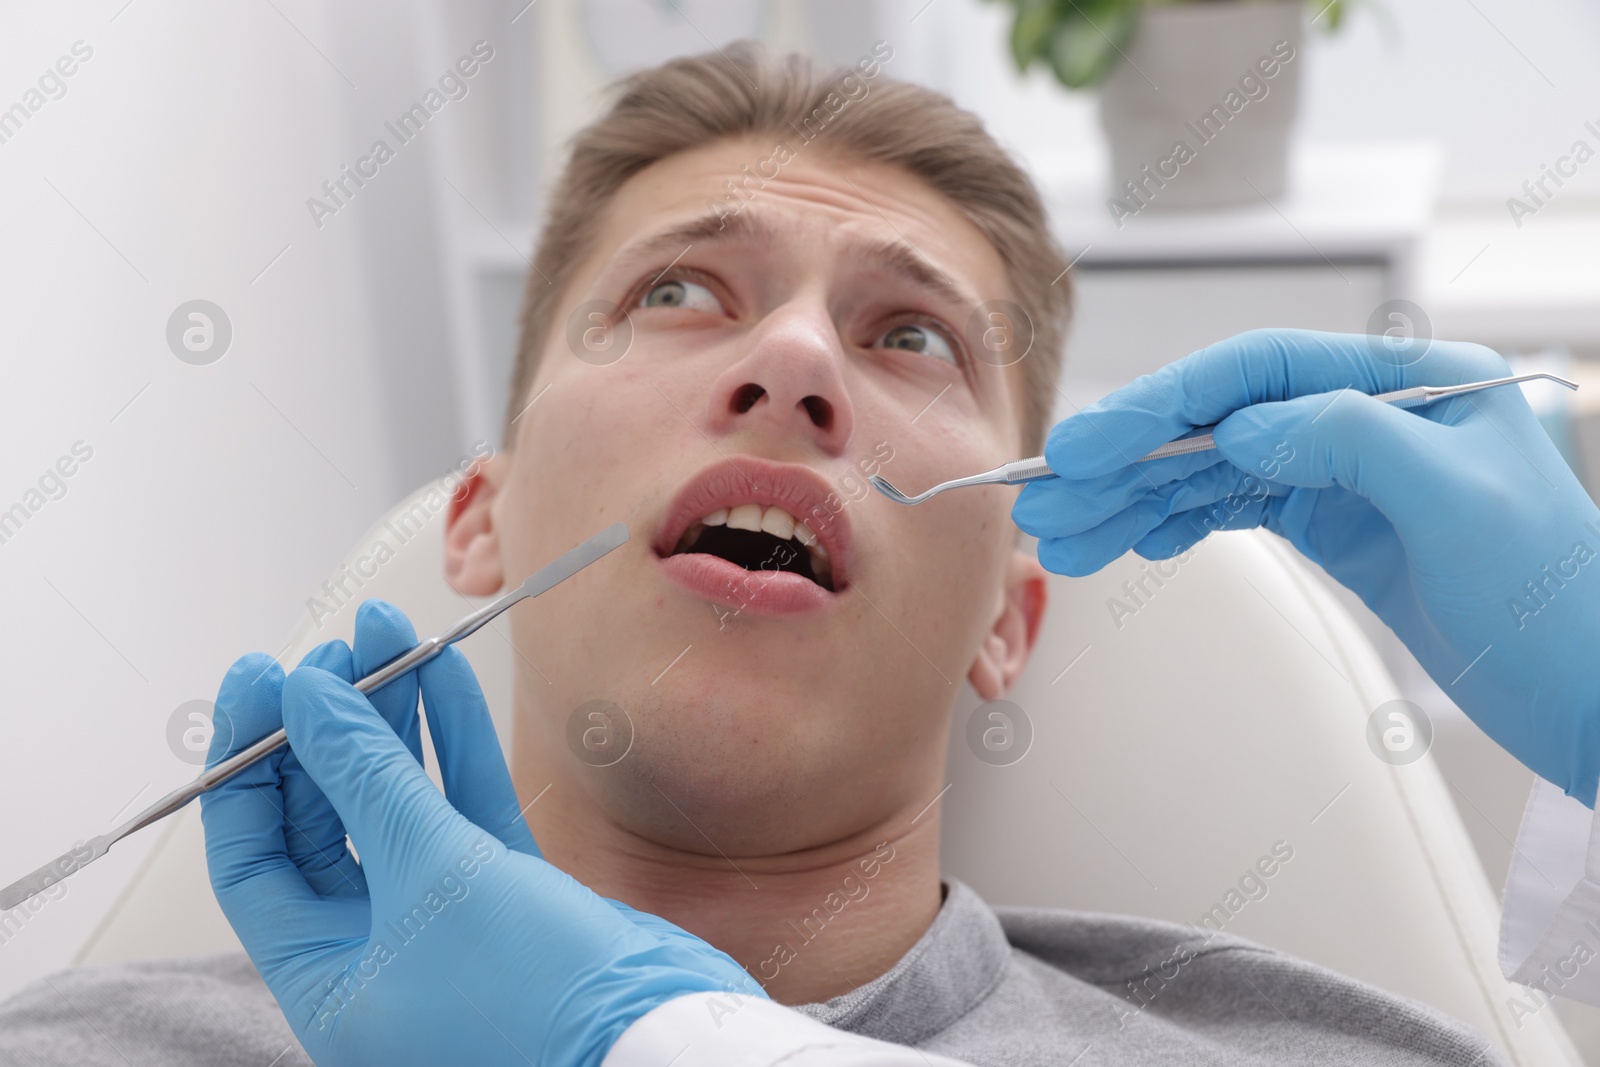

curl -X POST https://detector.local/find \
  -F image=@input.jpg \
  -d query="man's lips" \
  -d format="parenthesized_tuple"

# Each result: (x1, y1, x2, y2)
(652, 456, 855, 615)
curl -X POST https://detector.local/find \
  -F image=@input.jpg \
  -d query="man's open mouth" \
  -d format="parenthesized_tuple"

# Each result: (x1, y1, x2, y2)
(670, 504, 833, 591)
(653, 457, 854, 612)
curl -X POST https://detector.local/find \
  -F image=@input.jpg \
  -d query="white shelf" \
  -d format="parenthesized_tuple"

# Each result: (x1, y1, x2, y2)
(1421, 205, 1600, 350)
(1043, 140, 1443, 272)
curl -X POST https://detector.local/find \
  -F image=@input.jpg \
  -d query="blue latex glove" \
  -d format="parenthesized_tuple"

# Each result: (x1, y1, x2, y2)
(1013, 329, 1600, 804)
(200, 599, 762, 1067)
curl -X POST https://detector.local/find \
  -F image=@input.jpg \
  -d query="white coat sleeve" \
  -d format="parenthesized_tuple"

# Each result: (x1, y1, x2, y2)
(1500, 775, 1600, 1000)
(601, 993, 979, 1067)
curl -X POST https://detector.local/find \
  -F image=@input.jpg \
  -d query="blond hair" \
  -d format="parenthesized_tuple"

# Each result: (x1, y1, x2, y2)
(504, 42, 1072, 453)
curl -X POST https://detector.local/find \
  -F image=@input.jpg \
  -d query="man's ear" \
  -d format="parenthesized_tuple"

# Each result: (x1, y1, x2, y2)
(967, 548, 1049, 700)
(445, 453, 509, 596)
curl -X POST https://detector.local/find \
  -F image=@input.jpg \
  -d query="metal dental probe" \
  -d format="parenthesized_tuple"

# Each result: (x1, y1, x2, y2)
(869, 372, 1579, 506)
(0, 521, 630, 910)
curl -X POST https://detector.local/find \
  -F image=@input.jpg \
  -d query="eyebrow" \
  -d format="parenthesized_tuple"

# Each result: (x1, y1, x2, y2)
(611, 209, 980, 310)
(847, 235, 972, 310)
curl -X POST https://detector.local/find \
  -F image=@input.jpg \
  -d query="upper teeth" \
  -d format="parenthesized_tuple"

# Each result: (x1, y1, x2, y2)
(681, 504, 832, 582)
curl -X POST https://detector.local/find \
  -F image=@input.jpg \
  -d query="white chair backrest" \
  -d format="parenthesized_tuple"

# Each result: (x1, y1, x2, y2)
(75, 482, 1579, 1065)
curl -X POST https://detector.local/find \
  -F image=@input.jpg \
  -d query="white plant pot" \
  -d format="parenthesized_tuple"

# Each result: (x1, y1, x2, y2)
(1098, 1, 1305, 214)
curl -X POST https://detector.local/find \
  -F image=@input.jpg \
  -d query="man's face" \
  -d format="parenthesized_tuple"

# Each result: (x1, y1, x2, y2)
(457, 137, 1044, 855)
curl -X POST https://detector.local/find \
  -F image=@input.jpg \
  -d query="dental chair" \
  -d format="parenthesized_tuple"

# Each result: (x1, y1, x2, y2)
(72, 478, 1581, 1065)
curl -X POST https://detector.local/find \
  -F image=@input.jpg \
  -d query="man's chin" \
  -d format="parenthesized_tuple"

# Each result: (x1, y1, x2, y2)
(565, 690, 907, 851)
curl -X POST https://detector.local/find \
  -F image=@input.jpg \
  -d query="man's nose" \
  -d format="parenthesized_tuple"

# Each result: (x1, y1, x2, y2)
(702, 300, 855, 455)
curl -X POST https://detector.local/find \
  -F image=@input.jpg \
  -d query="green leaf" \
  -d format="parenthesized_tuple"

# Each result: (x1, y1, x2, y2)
(1009, 0, 1061, 71)
(1309, 0, 1345, 32)
(1048, 0, 1138, 89)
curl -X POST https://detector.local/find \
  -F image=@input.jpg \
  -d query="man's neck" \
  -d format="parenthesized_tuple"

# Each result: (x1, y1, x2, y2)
(514, 765, 946, 1006)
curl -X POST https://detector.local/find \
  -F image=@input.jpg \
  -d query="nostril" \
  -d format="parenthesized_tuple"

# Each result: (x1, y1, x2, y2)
(801, 395, 832, 430)
(731, 383, 765, 414)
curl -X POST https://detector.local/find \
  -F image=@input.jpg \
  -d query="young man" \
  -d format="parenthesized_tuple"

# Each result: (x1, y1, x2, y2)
(0, 43, 1508, 1066)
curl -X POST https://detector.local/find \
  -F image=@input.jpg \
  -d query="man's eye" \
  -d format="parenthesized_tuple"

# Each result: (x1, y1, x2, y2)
(876, 323, 956, 366)
(639, 279, 722, 313)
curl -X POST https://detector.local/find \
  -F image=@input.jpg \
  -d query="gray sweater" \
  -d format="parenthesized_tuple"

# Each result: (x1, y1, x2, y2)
(0, 879, 1505, 1066)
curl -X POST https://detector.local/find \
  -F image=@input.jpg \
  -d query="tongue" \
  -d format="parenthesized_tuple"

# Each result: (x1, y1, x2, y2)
(686, 526, 820, 585)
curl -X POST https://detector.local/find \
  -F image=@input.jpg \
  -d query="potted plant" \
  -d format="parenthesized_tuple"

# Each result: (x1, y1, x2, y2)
(993, 0, 1352, 213)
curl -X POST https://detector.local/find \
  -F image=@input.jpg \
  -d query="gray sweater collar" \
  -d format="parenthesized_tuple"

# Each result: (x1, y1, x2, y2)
(790, 879, 1009, 1044)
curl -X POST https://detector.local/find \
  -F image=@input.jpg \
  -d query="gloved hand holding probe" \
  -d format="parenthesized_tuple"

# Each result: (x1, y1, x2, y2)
(200, 600, 763, 1067)
(1013, 328, 1600, 805)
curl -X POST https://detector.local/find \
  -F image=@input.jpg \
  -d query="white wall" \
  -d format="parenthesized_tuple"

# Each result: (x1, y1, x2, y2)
(1298, 0, 1600, 206)
(0, 0, 488, 998)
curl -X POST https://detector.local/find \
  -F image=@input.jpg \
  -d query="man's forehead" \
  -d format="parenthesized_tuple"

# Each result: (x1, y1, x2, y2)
(593, 141, 1011, 304)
